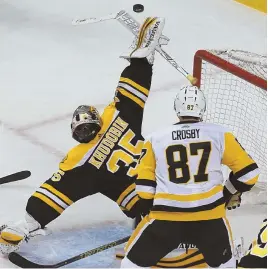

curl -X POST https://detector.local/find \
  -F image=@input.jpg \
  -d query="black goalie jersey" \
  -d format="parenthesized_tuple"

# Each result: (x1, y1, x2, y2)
(26, 59, 152, 227)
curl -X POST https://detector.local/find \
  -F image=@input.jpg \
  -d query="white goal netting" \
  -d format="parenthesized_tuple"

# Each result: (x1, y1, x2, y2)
(193, 49, 267, 205)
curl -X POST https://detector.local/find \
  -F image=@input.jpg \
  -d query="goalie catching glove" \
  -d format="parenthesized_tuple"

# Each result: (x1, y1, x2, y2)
(224, 172, 242, 210)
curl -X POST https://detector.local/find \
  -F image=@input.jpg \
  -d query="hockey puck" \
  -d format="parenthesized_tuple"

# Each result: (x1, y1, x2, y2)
(133, 4, 144, 13)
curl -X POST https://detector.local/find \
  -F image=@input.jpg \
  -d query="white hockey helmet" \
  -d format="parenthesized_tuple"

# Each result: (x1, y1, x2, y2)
(174, 85, 206, 119)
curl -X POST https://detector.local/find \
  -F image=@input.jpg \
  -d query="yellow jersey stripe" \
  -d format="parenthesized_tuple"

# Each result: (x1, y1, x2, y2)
(33, 192, 64, 214)
(191, 263, 207, 268)
(116, 183, 135, 205)
(223, 217, 234, 250)
(149, 204, 225, 221)
(137, 191, 155, 199)
(118, 88, 144, 108)
(125, 195, 139, 211)
(41, 183, 73, 206)
(154, 185, 223, 202)
(120, 77, 149, 96)
(244, 175, 259, 185)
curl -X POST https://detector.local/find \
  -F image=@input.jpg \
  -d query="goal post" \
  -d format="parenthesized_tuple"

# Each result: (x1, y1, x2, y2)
(193, 49, 267, 204)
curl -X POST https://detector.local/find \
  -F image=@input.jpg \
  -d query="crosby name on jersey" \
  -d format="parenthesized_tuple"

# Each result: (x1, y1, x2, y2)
(172, 128, 200, 140)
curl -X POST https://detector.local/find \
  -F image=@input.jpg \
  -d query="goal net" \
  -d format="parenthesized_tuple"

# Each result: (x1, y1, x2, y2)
(193, 49, 267, 205)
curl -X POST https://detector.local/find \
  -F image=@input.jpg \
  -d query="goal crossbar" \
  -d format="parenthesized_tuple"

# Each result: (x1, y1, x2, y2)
(193, 50, 267, 90)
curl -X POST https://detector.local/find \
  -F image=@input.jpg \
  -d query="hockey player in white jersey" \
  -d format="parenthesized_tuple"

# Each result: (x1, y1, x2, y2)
(121, 85, 260, 268)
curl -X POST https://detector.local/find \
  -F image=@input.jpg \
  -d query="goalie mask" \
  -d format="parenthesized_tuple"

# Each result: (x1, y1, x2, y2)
(174, 85, 206, 120)
(71, 105, 102, 143)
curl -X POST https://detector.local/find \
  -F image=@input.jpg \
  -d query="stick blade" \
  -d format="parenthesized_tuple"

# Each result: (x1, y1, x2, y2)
(72, 18, 92, 25)
(9, 252, 49, 268)
(0, 171, 31, 185)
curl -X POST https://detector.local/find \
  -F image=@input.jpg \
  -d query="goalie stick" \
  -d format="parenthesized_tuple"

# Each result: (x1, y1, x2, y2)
(72, 12, 119, 25)
(0, 171, 31, 185)
(72, 10, 197, 85)
(8, 235, 130, 268)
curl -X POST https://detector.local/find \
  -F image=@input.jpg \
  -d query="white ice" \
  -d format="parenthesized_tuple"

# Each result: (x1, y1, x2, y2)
(0, 0, 266, 267)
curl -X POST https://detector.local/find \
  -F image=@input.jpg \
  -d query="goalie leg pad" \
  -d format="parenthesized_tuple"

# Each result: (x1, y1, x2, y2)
(0, 213, 42, 255)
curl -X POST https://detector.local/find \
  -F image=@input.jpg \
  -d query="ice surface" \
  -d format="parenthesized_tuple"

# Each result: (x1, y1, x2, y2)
(0, 0, 266, 267)
(12, 222, 132, 268)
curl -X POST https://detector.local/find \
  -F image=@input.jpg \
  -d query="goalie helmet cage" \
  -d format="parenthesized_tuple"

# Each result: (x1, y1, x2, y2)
(193, 49, 267, 205)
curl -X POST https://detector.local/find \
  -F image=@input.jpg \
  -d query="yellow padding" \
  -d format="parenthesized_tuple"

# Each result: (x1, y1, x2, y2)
(118, 88, 144, 108)
(33, 192, 64, 214)
(41, 183, 73, 205)
(1, 232, 23, 242)
(137, 18, 156, 49)
(0, 237, 20, 246)
(235, 0, 267, 13)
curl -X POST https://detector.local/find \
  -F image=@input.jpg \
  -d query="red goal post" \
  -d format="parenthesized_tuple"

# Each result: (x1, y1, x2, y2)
(193, 49, 267, 204)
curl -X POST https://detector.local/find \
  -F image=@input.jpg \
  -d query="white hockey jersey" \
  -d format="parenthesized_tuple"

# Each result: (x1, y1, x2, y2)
(136, 121, 260, 221)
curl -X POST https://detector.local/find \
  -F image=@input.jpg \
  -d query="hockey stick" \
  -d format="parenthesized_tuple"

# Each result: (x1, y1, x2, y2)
(72, 10, 170, 41)
(72, 10, 197, 85)
(8, 235, 130, 268)
(72, 11, 119, 25)
(0, 171, 31, 185)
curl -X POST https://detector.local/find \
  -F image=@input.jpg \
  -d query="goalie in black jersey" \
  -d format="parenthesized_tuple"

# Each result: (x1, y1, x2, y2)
(0, 17, 166, 254)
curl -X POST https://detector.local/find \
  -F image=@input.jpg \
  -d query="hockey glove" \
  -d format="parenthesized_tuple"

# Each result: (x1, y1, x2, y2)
(136, 198, 154, 217)
(223, 186, 242, 210)
(121, 197, 153, 219)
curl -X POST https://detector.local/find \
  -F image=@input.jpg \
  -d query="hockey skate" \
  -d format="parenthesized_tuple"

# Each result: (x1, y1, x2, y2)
(0, 213, 48, 255)
(120, 17, 165, 65)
